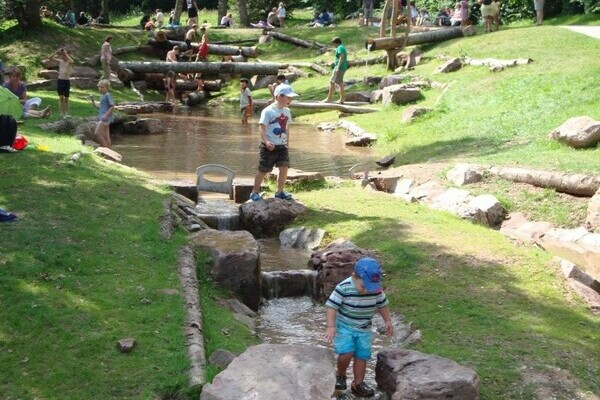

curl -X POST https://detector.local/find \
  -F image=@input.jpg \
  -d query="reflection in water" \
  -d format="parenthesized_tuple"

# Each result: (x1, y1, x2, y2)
(112, 106, 374, 181)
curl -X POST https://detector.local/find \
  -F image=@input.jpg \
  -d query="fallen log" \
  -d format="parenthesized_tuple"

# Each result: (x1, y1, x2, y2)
(148, 38, 259, 57)
(267, 30, 327, 50)
(366, 27, 464, 51)
(326, 55, 387, 69)
(488, 166, 600, 197)
(132, 73, 222, 91)
(184, 91, 207, 106)
(253, 99, 377, 114)
(117, 61, 280, 82)
(285, 62, 329, 75)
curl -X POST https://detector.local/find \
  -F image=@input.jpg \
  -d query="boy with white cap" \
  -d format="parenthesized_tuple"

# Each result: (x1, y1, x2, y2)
(325, 257, 394, 397)
(249, 84, 298, 201)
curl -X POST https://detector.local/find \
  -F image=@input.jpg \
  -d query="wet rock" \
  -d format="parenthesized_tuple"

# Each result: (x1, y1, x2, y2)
(376, 349, 480, 400)
(279, 227, 326, 250)
(548, 116, 600, 148)
(170, 193, 210, 232)
(209, 349, 237, 369)
(239, 198, 308, 238)
(190, 229, 261, 310)
(200, 344, 335, 400)
(117, 338, 136, 353)
(402, 106, 432, 123)
(446, 164, 483, 186)
(500, 212, 554, 243)
(119, 118, 164, 135)
(94, 147, 122, 163)
(310, 239, 377, 300)
(435, 57, 462, 74)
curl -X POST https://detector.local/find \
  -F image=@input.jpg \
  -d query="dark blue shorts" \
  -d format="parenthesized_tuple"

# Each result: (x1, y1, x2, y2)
(258, 144, 289, 172)
(57, 79, 71, 97)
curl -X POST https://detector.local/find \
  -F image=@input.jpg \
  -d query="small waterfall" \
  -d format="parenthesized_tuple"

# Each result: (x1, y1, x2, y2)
(195, 200, 240, 230)
(261, 270, 318, 299)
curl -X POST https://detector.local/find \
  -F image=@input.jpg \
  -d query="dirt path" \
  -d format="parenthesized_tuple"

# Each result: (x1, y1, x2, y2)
(561, 25, 600, 39)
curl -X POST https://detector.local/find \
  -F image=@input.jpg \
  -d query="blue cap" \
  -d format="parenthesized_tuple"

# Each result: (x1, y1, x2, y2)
(273, 84, 299, 98)
(355, 257, 382, 293)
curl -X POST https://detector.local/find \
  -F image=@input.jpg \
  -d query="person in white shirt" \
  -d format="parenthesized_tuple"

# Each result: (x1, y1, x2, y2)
(277, 2, 286, 27)
(155, 9, 164, 27)
(220, 13, 234, 27)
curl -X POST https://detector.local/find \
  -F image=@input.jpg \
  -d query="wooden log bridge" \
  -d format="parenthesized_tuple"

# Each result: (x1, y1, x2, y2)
(117, 61, 280, 82)
(148, 39, 259, 58)
(366, 27, 464, 70)
(267, 30, 327, 51)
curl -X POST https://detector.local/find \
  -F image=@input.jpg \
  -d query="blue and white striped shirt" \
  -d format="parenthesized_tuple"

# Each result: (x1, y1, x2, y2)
(325, 276, 388, 332)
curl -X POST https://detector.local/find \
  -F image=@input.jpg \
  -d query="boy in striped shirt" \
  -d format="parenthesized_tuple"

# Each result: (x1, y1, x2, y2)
(325, 257, 393, 397)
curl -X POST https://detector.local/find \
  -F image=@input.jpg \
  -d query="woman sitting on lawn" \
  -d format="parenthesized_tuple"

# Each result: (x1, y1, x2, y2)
(2, 68, 50, 119)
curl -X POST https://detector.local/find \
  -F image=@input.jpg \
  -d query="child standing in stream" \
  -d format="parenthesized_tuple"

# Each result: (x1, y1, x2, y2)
(325, 257, 393, 398)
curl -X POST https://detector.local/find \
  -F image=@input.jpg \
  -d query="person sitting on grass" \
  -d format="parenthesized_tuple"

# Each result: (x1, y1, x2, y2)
(3, 68, 51, 119)
(220, 13, 234, 27)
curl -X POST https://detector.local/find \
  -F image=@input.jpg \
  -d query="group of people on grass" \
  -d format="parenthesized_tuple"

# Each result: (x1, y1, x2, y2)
(41, 5, 102, 28)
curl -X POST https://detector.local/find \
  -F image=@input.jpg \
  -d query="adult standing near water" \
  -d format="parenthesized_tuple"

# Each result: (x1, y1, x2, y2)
(534, 0, 544, 25)
(323, 37, 347, 104)
(187, 0, 199, 27)
(100, 35, 112, 80)
(52, 48, 75, 118)
(363, 0, 374, 27)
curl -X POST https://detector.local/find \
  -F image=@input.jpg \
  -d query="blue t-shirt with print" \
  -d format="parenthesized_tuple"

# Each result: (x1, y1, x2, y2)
(98, 92, 115, 123)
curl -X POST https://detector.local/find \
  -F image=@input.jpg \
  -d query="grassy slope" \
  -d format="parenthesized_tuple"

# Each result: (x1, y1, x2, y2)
(1, 14, 599, 399)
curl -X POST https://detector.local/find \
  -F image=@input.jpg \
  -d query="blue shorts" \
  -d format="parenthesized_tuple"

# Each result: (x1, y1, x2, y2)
(334, 322, 373, 360)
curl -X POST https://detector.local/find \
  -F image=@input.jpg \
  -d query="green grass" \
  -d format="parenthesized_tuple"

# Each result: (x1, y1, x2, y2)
(1, 15, 600, 399)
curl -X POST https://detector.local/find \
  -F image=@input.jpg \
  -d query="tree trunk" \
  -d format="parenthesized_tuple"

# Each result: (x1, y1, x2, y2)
(183, 91, 207, 106)
(174, 0, 184, 25)
(118, 61, 280, 82)
(267, 31, 327, 50)
(14, 0, 42, 29)
(237, 0, 249, 27)
(366, 27, 464, 51)
(100, 0, 110, 24)
(148, 39, 259, 57)
(488, 166, 600, 197)
(218, 0, 227, 26)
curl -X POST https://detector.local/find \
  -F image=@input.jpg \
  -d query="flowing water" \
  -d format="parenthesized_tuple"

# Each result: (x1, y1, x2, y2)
(112, 106, 374, 181)
(257, 243, 388, 399)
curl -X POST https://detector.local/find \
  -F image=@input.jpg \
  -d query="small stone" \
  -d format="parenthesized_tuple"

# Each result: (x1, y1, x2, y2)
(117, 338, 136, 353)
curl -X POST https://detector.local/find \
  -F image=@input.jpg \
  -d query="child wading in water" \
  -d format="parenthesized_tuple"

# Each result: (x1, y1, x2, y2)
(89, 79, 115, 148)
(325, 257, 393, 398)
(239, 78, 253, 124)
(164, 70, 176, 103)
(249, 84, 298, 202)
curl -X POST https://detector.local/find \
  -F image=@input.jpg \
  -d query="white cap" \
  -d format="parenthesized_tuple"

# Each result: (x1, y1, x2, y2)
(274, 84, 299, 98)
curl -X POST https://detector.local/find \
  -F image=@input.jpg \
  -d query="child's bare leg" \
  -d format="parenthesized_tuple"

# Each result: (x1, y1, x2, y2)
(253, 171, 268, 193)
(353, 358, 368, 384)
(276, 165, 288, 192)
(94, 122, 111, 148)
(336, 353, 353, 376)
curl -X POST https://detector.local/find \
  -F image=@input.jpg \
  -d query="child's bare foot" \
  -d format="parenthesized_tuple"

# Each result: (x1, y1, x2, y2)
(42, 106, 51, 118)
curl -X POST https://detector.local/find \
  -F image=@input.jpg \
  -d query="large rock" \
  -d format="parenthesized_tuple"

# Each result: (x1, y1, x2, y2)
(119, 118, 164, 135)
(94, 147, 122, 163)
(190, 229, 261, 310)
(200, 344, 335, 400)
(548, 116, 600, 149)
(435, 57, 462, 73)
(402, 106, 432, 123)
(379, 74, 405, 89)
(251, 74, 277, 90)
(239, 198, 308, 238)
(75, 121, 99, 142)
(310, 239, 376, 300)
(461, 194, 506, 227)
(586, 189, 600, 232)
(446, 164, 483, 186)
(38, 69, 58, 79)
(345, 91, 372, 103)
(376, 349, 480, 400)
(500, 212, 554, 243)
(382, 85, 422, 106)
(430, 188, 472, 215)
(72, 66, 101, 78)
(279, 226, 326, 249)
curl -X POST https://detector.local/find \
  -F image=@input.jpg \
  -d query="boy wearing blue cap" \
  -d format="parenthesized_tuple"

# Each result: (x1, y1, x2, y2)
(325, 257, 393, 397)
